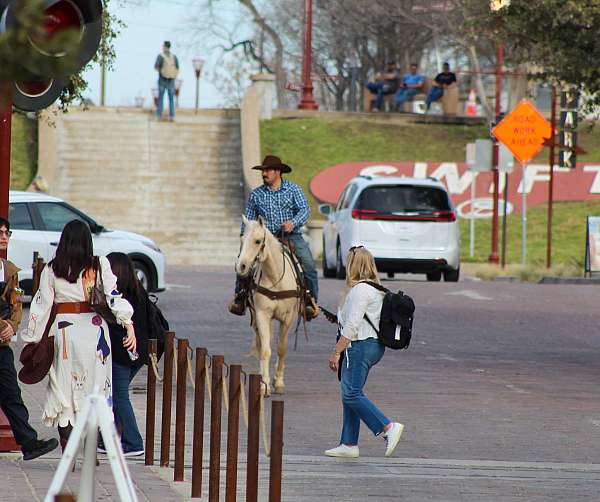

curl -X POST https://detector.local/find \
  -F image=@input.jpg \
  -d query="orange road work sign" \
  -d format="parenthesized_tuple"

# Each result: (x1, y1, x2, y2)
(492, 99, 552, 164)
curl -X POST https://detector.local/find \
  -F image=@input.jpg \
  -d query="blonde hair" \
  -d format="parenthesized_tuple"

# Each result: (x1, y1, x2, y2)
(345, 247, 381, 288)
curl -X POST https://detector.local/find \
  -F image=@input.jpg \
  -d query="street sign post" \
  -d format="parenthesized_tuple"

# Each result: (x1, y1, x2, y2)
(492, 100, 552, 265)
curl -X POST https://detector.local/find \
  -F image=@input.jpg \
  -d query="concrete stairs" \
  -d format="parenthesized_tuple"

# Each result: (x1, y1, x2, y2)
(49, 108, 244, 265)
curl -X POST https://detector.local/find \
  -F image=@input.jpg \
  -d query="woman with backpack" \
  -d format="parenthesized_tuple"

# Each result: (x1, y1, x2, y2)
(101, 252, 151, 457)
(325, 246, 404, 459)
(22, 221, 136, 452)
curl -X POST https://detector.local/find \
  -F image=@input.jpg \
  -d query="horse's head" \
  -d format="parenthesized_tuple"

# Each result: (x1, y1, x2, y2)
(236, 215, 268, 277)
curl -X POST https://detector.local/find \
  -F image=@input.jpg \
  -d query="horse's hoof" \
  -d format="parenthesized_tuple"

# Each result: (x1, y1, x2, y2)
(273, 386, 285, 395)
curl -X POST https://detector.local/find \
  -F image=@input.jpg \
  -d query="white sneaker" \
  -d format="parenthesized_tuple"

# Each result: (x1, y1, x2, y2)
(324, 444, 359, 458)
(384, 422, 404, 457)
(123, 449, 145, 458)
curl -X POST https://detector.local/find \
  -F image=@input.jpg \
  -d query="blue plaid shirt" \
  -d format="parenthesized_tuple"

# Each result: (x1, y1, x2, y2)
(241, 180, 311, 235)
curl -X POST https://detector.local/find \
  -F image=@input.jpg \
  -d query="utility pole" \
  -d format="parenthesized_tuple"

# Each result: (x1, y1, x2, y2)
(546, 87, 557, 268)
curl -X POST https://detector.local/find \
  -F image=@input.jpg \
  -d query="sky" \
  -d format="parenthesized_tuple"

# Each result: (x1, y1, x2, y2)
(81, 0, 245, 108)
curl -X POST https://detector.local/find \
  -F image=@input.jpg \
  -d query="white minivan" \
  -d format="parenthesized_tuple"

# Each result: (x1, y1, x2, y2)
(320, 176, 460, 281)
(8, 191, 166, 292)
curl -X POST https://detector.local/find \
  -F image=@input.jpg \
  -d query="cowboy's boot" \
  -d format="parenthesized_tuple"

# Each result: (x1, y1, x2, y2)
(228, 291, 247, 316)
(304, 294, 320, 321)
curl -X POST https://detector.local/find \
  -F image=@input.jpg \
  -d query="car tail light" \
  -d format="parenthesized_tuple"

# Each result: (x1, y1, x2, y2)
(433, 211, 457, 222)
(351, 209, 377, 219)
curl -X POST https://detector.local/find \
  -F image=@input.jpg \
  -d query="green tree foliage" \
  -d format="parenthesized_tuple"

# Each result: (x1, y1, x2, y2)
(485, 0, 600, 107)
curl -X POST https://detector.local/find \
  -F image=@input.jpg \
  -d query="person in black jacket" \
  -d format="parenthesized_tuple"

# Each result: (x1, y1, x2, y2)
(103, 252, 150, 457)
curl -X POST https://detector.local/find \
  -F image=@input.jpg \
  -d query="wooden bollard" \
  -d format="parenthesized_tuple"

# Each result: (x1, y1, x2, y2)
(246, 374, 261, 502)
(55, 495, 76, 502)
(160, 331, 176, 467)
(145, 339, 158, 466)
(269, 401, 284, 502)
(191, 348, 208, 499)
(174, 338, 189, 482)
(208, 355, 224, 502)
(225, 365, 242, 502)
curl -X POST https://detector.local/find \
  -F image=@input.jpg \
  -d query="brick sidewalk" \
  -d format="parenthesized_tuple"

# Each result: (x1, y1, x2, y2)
(0, 338, 184, 501)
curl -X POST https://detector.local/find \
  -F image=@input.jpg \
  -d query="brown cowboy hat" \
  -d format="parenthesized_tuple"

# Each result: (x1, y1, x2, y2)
(252, 155, 292, 174)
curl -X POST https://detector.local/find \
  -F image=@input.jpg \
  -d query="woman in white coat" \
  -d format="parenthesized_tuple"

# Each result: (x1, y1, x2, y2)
(326, 246, 404, 458)
(22, 220, 136, 450)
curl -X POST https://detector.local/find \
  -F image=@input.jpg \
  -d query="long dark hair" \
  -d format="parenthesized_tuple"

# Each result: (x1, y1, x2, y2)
(106, 252, 144, 302)
(51, 220, 94, 283)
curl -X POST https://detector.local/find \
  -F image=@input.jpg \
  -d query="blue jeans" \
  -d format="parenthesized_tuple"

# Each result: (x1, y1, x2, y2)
(340, 338, 390, 446)
(157, 77, 175, 118)
(112, 360, 144, 453)
(394, 88, 419, 107)
(366, 81, 394, 110)
(426, 86, 444, 110)
(287, 233, 319, 300)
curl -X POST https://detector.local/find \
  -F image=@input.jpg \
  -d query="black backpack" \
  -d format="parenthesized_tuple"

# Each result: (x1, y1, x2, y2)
(361, 281, 415, 350)
(146, 293, 169, 360)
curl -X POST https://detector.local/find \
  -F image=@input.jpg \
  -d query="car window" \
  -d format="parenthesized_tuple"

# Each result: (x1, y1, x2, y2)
(36, 203, 87, 232)
(9, 203, 34, 230)
(336, 186, 349, 212)
(341, 184, 358, 209)
(356, 185, 450, 213)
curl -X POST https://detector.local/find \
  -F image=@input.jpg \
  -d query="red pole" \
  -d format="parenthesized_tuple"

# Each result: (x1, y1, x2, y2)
(488, 45, 503, 264)
(546, 86, 557, 269)
(298, 0, 318, 110)
(0, 83, 12, 232)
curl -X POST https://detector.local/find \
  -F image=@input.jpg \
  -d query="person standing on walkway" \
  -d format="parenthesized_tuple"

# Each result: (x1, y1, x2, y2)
(154, 41, 179, 121)
(0, 217, 58, 460)
(102, 252, 149, 457)
(228, 155, 319, 320)
(22, 220, 136, 451)
(325, 246, 403, 458)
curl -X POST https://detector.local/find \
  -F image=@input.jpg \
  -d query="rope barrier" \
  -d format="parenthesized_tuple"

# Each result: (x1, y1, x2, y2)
(222, 364, 229, 413)
(149, 353, 163, 382)
(259, 381, 271, 457)
(239, 375, 249, 429)
(186, 350, 195, 389)
(205, 359, 212, 401)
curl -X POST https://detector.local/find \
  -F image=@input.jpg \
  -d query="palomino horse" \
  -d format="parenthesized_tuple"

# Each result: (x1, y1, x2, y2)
(236, 216, 303, 396)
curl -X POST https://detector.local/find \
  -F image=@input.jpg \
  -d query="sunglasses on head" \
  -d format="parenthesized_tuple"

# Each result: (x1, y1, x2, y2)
(349, 245, 364, 253)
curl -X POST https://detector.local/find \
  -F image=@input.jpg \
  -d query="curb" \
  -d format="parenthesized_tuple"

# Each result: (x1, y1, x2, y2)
(538, 276, 600, 285)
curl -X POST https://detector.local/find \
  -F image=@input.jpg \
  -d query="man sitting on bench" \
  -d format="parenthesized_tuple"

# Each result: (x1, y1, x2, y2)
(426, 62, 457, 111)
(394, 63, 424, 110)
(365, 61, 400, 111)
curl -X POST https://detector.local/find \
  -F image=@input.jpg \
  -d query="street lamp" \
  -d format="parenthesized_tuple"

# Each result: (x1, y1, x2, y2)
(298, 0, 318, 110)
(192, 56, 204, 111)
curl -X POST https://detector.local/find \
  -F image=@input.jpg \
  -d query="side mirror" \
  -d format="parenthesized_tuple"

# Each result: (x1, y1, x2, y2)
(318, 204, 332, 216)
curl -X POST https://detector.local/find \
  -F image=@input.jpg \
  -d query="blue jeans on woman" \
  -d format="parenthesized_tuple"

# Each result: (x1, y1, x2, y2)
(340, 338, 390, 445)
(112, 359, 144, 453)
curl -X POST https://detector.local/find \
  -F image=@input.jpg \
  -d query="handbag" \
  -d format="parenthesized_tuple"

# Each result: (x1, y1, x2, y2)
(19, 305, 57, 384)
(89, 256, 117, 325)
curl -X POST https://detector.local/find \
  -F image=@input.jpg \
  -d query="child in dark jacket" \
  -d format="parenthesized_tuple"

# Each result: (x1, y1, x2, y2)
(105, 252, 151, 457)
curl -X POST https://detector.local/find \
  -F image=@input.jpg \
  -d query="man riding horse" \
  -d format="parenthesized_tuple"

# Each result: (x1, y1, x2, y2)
(229, 155, 319, 320)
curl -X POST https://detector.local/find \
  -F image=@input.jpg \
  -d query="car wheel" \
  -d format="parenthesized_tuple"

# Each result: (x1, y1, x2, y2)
(426, 271, 442, 282)
(335, 243, 346, 279)
(444, 267, 460, 282)
(133, 260, 152, 290)
(322, 236, 336, 278)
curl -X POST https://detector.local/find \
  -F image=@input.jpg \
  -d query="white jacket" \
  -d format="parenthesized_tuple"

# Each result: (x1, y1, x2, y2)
(338, 282, 385, 342)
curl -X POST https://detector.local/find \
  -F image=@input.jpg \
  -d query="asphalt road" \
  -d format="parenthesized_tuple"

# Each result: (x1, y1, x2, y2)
(155, 266, 600, 500)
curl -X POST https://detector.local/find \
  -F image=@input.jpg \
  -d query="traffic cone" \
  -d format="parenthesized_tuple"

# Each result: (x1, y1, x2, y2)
(465, 88, 477, 116)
